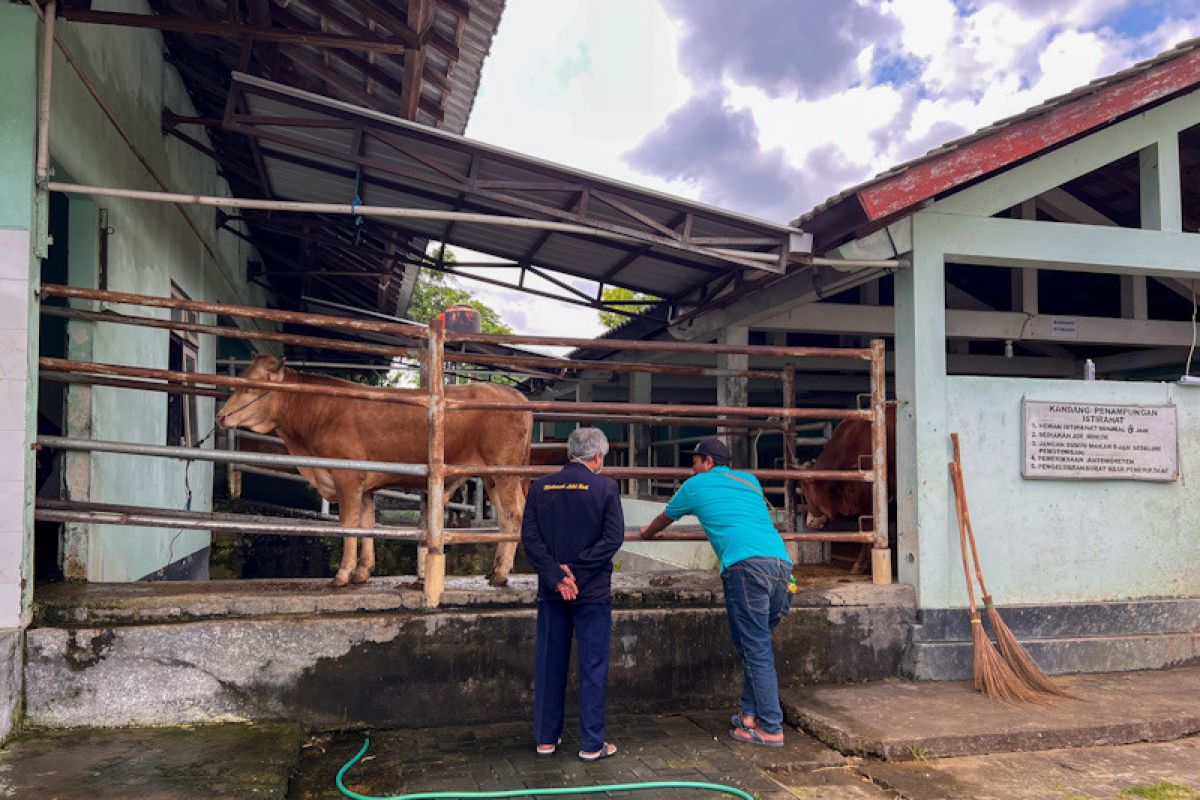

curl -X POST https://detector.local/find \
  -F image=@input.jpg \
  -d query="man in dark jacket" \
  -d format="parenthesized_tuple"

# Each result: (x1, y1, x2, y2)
(521, 427, 625, 762)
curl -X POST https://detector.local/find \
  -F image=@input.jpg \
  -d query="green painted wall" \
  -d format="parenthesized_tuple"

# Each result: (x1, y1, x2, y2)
(44, 0, 269, 581)
(932, 377, 1200, 608)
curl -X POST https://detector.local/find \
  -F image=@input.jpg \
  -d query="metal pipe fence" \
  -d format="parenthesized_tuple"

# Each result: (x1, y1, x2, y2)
(35, 283, 893, 604)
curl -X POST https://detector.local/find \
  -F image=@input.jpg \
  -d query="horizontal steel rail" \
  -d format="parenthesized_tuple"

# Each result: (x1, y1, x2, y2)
(34, 500, 875, 546)
(39, 283, 430, 339)
(441, 464, 873, 481)
(36, 500, 423, 540)
(41, 358, 429, 407)
(450, 398, 870, 420)
(38, 436, 429, 477)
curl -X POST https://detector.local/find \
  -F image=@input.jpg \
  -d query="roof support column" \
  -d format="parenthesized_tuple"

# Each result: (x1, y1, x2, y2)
(894, 212, 948, 602)
(1140, 135, 1183, 233)
(628, 372, 651, 498)
(718, 326, 750, 468)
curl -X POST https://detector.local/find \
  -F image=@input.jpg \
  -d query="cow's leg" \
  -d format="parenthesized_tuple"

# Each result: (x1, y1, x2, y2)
(331, 480, 364, 589)
(485, 476, 525, 587)
(352, 493, 376, 584)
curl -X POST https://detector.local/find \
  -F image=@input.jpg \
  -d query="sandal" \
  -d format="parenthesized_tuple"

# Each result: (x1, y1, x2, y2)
(535, 737, 561, 756)
(730, 713, 757, 731)
(578, 742, 617, 762)
(729, 727, 784, 748)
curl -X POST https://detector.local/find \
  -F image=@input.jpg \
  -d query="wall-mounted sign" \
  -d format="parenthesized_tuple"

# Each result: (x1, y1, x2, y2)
(1022, 400, 1178, 481)
(1049, 318, 1078, 339)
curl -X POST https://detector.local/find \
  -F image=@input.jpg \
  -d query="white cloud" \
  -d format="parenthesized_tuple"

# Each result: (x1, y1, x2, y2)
(442, 0, 1200, 337)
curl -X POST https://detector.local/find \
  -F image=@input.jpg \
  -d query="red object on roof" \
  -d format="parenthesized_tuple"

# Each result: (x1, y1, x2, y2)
(798, 37, 1200, 233)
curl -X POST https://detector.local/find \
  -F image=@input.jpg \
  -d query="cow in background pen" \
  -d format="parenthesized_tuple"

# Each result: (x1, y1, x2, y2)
(217, 355, 533, 587)
(797, 406, 896, 572)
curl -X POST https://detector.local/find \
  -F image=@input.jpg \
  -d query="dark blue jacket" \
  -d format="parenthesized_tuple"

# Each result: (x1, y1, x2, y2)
(520, 461, 625, 604)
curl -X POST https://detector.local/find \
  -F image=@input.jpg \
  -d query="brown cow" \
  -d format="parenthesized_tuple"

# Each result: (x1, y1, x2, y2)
(798, 405, 897, 531)
(217, 355, 532, 587)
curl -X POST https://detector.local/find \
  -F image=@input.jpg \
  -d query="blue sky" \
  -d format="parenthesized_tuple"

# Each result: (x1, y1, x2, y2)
(448, 0, 1200, 338)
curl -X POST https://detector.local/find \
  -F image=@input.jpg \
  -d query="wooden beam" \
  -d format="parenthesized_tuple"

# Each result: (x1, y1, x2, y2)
(758, 301, 1200, 348)
(299, 0, 419, 48)
(400, 0, 433, 120)
(61, 8, 409, 53)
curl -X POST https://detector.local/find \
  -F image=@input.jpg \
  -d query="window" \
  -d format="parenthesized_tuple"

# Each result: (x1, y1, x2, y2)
(167, 284, 201, 447)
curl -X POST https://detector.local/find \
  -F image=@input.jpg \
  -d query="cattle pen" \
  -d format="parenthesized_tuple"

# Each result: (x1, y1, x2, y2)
(33, 283, 892, 605)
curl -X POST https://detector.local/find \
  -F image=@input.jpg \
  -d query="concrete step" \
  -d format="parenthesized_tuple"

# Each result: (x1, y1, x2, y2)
(904, 598, 1200, 680)
(904, 631, 1200, 681)
(782, 667, 1200, 761)
(910, 597, 1200, 642)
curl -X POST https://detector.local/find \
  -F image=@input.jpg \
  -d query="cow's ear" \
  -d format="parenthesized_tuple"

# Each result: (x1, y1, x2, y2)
(266, 356, 286, 382)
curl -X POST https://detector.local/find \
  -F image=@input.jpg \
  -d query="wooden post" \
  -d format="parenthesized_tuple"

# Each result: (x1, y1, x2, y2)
(869, 339, 892, 585)
(424, 317, 447, 607)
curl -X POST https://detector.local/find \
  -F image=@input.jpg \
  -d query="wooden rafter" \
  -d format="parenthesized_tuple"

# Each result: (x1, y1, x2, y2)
(61, 8, 410, 53)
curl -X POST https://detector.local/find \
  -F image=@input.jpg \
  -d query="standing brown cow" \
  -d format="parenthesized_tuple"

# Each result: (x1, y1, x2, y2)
(798, 405, 897, 531)
(217, 355, 532, 587)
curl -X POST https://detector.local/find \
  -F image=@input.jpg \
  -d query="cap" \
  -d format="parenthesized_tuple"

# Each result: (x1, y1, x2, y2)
(691, 436, 731, 465)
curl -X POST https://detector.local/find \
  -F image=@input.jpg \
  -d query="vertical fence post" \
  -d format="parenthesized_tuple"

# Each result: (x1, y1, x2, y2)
(781, 363, 797, 536)
(424, 318, 447, 607)
(869, 338, 892, 585)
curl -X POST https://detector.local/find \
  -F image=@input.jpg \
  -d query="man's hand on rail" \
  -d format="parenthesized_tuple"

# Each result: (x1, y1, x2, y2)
(640, 512, 673, 540)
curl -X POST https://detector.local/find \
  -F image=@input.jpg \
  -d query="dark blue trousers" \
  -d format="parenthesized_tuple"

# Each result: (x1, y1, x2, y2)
(533, 600, 612, 753)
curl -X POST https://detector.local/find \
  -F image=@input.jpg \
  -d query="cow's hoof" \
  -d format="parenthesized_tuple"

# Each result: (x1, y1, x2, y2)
(486, 570, 509, 587)
(329, 569, 352, 588)
(350, 567, 372, 585)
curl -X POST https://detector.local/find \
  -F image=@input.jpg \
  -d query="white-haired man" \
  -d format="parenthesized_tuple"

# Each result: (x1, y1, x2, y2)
(521, 427, 625, 762)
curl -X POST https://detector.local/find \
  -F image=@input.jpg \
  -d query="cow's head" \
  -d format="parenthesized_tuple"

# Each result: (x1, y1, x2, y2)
(797, 458, 832, 531)
(216, 355, 288, 433)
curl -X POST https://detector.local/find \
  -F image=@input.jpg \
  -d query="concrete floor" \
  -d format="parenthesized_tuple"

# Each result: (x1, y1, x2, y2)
(5, 668, 1200, 799)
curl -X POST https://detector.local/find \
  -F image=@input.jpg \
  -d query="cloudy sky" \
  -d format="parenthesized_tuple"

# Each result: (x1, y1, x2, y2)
(438, 0, 1200, 339)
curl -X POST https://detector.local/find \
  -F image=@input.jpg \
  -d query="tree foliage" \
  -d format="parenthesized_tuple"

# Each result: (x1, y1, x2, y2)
(598, 286, 660, 330)
(406, 248, 512, 335)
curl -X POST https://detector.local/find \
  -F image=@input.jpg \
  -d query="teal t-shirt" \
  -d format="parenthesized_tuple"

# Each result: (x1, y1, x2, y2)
(664, 466, 791, 572)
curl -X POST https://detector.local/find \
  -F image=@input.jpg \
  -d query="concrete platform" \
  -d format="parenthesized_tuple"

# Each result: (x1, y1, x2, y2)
(33, 569, 910, 625)
(782, 666, 1200, 761)
(25, 573, 915, 730)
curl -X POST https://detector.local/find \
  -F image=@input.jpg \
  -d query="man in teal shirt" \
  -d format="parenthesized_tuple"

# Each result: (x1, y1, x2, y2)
(640, 437, 792, 747)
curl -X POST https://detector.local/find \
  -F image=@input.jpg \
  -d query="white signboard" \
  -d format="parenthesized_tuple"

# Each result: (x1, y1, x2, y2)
(1049, 318, 1078, 340)
(1022, 401, 1178, 481)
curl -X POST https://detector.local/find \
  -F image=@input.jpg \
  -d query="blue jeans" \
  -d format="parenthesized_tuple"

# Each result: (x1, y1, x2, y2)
(533, 600, 612, 752)
(721, 557, 792, 735)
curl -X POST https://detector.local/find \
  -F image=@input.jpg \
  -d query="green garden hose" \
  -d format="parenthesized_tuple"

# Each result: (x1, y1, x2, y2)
(336, 738, 755, 800)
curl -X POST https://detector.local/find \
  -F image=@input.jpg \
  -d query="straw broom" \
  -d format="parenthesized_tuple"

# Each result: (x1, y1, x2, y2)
(950, 433, 1075, 701)
(948, 456, 1043, 703)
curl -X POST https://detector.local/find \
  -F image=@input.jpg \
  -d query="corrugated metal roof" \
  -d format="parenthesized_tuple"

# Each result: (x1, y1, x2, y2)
(145, 0, 506, 315)
(796, 36, 1200, 235)
(228, 72, 809, 305)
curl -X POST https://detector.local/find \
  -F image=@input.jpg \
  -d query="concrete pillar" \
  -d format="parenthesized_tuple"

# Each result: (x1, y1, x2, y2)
(1140, 138, 1182, 233)
(0, 3, 39, 629)
(62, 199, 98, 579)
(717, 326, 749, 467)
(893, 213, 949, 600)
(628, 372, 650, 497)
(0, 0, 39, 741)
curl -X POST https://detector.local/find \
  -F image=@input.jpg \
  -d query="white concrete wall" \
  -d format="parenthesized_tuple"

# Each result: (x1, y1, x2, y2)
(921, 376, 1200, 608)
(47, 1, 268, 580)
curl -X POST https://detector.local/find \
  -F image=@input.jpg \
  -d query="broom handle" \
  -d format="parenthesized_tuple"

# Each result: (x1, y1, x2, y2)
(950, 434, 994, 603)
(949, 459, 979, 617)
